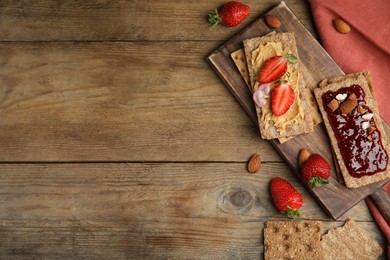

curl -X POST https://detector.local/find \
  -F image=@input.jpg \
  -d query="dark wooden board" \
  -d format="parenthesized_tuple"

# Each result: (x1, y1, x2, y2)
(207, 1, 390, 219)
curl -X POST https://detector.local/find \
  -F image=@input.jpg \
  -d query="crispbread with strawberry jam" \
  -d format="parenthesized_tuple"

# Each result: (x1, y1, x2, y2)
(243, 32, 314, 140)
(314, 72, 390, 188)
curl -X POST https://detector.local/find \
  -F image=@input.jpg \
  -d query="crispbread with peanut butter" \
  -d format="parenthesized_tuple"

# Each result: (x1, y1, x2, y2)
(243, 32, 314, 140)
(314, 72, 390, 188)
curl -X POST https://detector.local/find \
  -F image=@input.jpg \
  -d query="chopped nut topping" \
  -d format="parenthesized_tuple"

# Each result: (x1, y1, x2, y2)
(336, 93, 347, 102)
(362, 113, 374, 120)
(327, 99, 339, 111)
(368, 126, 376, 134)
(362, 121, 370, 130)
(367, 135, 373, 141)
(357, 105, 365, 113)
(348, 93, 357, 101)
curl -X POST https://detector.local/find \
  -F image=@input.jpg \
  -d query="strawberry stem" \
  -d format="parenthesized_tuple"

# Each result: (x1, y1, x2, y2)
(284, 206, 302, 220)
(209, 9, 222, 28)
(309, 176, 329, 188)
(286, 54, 298, 64)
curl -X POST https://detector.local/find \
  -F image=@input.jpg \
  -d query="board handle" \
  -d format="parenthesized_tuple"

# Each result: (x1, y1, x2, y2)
(370, 183, 390, 225)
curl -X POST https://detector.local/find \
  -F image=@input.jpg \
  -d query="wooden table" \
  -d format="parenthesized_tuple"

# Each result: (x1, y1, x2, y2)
(0, 0, 387, 258)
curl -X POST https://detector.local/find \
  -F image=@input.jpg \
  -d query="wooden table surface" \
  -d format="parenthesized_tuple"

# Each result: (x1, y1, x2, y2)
(0, 0, 387, 259)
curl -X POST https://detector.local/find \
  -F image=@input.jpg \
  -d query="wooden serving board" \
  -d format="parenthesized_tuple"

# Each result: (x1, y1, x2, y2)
(207, 1, 390, 219)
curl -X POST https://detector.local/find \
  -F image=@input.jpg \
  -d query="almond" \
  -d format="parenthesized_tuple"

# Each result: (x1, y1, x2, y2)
(327, 98, 339, 111)
(348, 93, 357, 101)
(362, 113, 374, 120)
(340, 99, 357, 114)
(333, 18, 351, 34)
(362, 121, 370, 130)
(298, 148, 311, 167)
(265, 14, 281, 29)
(336, 93, 347, 101)
(367, 135, 373, 141)
(247, 153, 261, 173)
(368, 126, 376, 134)
(357, 105, 365, 113)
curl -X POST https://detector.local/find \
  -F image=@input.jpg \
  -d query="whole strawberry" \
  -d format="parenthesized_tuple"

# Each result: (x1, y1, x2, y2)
(301, 154, 330, 188)
(270, 177, 303, 219)
(209, 1, 250, 27)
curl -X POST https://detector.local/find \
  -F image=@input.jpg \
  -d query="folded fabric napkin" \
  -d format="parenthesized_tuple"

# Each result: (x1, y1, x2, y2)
(310, 0, 390, 125)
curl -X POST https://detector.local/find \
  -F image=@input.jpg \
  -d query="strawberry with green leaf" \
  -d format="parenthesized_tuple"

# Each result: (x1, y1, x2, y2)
(209, 1, 250, 28)
(301, 154, 330, 188)
(270, 177, 303, 219)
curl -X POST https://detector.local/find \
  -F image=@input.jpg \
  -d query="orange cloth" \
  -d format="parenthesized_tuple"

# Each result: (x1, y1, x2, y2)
(310, 0, 390, 124)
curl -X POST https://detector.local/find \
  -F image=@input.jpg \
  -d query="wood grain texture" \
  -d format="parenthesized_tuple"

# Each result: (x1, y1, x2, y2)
(0, 0, 387, 259)
(0, 41, 282, 162)
(0, 0, 316, 41)
(0, 163, 386, 259)
(207, 2, 390, 219)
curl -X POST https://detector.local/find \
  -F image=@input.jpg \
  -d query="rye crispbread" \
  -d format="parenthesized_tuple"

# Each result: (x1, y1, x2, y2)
(321, 218, 382, 260)
(243, 32, 314, 140)
(263, 221, 324, 259)
(230, 49, 250, 88)
(314, 72, 390, 188)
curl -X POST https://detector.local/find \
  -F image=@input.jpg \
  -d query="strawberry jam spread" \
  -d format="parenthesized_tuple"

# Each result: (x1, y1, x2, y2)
(322, 85, 388, 178)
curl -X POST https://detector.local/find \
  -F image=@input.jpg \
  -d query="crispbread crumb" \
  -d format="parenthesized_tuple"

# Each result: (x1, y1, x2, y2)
(321, 218, 382, 260)
(264, 221, 324, 259)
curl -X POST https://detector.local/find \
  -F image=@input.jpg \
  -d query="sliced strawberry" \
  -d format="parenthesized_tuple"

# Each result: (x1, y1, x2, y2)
(259, 56, 287, 84)
(271, 82, 295, 116)
(259, 54, 297, 84)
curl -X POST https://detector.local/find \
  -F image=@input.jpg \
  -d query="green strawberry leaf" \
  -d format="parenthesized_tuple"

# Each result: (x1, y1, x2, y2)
(309, 176, 329, 188)
(209, 9, 222, 28)
(284, 206, 302, 220)
(286, 54, 298, 64)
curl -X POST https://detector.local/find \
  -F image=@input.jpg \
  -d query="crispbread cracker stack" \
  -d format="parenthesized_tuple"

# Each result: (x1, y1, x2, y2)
(243, 32, 314, 140)
(263, 221, 324, 259)
(230, 49, 250, 88)
(314, 72, 390, 188)
(321, 218, 382, 260)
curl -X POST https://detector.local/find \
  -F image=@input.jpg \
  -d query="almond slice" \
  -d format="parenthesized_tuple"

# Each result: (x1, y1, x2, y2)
(368, 126, 376, 134)
(362, 113, 374, 120)
(327, 99, 339, 111)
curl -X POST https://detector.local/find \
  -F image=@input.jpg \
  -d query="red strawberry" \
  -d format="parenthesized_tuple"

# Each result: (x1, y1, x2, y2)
(271, 82, 295, 116)
(270, 177, 303, 219)
(259, 54, 297, 84)
(209, 1, 250, 27)
(301, 154, 330, 188)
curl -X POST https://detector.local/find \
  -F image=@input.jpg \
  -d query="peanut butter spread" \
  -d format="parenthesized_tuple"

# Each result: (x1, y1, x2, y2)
(251, 42, 305, 134)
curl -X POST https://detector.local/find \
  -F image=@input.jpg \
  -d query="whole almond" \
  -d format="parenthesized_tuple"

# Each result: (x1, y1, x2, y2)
(340, 99, 357, 114)
(265, 14, 281, 29)
(298, 148, 311, 167)
(247, 153, 261, 173)
(327, 98, 339, 111)
(333, 18, 351, 34)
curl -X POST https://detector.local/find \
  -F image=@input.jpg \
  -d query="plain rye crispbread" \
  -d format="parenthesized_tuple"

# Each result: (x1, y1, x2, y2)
(263, 221, 324, 259)
(321, 218, 382, 260)
(314, 72, 390, 188)
(243, 32, 314, 140)
(230, 49, 251, 88)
